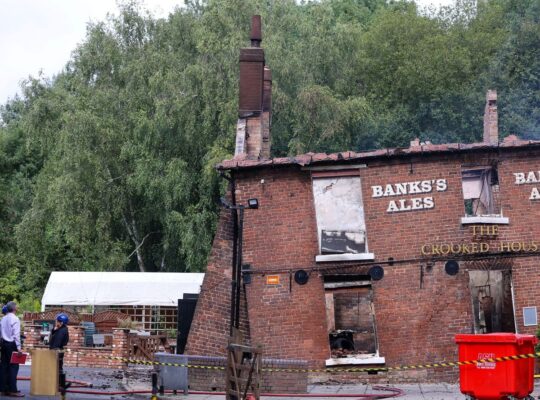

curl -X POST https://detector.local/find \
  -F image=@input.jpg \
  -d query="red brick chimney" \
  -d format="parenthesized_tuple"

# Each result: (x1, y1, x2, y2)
(235, 16, 272, 159)
(483, 90, 498, 144)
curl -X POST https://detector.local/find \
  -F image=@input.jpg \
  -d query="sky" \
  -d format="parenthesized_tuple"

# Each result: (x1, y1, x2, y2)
(0, 0, 454, 105)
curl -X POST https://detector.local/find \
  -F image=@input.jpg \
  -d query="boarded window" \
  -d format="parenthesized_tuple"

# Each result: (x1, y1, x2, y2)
(312, 176, 367, 254)
(462, 167, 499, 216)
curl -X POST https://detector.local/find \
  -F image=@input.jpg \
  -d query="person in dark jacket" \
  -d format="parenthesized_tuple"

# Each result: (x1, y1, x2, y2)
(49, 313, 69, 373)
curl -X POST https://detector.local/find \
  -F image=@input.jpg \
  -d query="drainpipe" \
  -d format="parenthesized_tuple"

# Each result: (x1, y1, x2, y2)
(219, 171, 238, 335)
(235, 206, 244, 330)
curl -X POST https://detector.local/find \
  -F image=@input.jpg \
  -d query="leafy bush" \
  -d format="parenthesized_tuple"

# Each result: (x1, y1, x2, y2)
(117, 318, 140, 330)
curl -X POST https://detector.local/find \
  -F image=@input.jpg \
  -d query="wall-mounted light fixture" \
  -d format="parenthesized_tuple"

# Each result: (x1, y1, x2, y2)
(242, 264, 252, 284)
(221, 197, 259, 210)
(247, 198, 259, 209)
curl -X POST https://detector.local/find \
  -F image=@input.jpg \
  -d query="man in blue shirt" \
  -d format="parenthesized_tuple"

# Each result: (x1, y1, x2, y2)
(0, 301, 24, 397)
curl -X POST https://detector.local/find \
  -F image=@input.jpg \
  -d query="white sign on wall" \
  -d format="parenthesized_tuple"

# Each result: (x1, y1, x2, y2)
(513, 171, 540, 200)
(371, 179, 448, 213)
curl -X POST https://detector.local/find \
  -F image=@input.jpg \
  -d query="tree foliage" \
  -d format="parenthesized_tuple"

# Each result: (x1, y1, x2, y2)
(0, 0, 539, 301)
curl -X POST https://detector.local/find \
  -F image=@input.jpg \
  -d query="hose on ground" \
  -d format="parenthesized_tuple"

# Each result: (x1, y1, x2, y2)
(66, 386, 403, 398)
(17, 376, 92, 387)
(19, 374, 403, 398)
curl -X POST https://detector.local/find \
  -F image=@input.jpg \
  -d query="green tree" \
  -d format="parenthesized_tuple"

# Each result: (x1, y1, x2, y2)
(484, 0, 540, 139)
(15, 3, 228, 284)
(0, 0, 538, 299)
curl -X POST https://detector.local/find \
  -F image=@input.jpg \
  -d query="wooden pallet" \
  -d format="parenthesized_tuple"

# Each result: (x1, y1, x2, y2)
(226, 329, 262, 400)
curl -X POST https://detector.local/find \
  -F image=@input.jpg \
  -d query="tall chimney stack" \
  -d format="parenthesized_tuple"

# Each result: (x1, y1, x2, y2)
(483, 90, 498, 145)
(235, 16, 272, 160)
(250, 15, 262, 47)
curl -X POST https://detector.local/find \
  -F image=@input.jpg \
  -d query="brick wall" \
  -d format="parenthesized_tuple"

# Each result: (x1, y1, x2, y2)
(186, 205, 234, 356)
(497, 151, 540, 337)
(190, 147, 540, 383)
(238, 170, 329, 365)
(186, 193, 251, 357)
(333, 287, 372, 331)
(24, 326, 129, 369)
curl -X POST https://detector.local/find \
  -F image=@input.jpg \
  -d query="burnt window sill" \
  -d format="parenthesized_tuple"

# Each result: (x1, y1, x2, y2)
(316, 253, 375, 263)
(461, 216, 509, 225)
(325, 354, 385, 367)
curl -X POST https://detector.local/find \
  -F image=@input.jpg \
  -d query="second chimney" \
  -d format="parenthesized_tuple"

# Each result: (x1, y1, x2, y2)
(239, 16, 264, 117)
(235, 16, 272, 160)
(483, 90, 498, 145)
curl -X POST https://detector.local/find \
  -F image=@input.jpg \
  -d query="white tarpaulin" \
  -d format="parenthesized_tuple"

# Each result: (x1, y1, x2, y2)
(41, 271, 204, 311)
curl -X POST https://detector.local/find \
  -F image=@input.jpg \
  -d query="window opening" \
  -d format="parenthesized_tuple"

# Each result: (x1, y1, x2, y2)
(462, 167, 500, 217)
(468, 270, 515, 334)
(312, 176, 368, 255)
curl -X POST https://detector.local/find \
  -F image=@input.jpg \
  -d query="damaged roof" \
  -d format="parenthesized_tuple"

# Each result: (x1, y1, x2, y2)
(218, 135, 540, 171)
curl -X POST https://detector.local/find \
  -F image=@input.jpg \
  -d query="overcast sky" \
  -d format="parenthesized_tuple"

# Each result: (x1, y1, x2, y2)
(0, 0, 454, 105)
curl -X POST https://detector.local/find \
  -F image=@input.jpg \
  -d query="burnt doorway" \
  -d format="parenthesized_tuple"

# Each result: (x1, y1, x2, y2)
(324, 274, 378, 359)
(468, 270, 515, 333)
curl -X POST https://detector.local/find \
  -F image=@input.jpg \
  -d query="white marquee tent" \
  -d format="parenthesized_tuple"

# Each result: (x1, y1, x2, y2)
(41, 271, 205, 311)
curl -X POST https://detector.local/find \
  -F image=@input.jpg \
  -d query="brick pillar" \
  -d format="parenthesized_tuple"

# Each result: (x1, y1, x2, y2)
(63, 325, 84, 367)
(483, 89, 498, 144)
(68, 325, 85, 347)
(23, 324, 42, 349)
(112, 329, 130, 368)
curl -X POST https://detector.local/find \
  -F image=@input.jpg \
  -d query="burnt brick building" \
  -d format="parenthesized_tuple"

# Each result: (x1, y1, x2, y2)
(186, 17, 540, 383)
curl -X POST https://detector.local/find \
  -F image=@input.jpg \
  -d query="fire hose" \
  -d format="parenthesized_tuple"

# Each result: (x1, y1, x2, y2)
(17, 375, 403, 398)
(64, 387, 403, 398)
(17, 376, 92, 387)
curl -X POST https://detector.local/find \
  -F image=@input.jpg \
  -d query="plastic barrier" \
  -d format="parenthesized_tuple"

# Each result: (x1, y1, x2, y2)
(30, 348, 59, 396)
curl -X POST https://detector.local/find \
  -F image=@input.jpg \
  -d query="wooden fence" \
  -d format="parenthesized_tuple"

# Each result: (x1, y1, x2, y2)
(127, 334, 169, 361)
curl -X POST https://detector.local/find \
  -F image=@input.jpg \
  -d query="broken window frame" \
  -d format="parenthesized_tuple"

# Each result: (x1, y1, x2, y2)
(461, 166, 508, 224)
(323, 276, 384, 366)
(311, 171, 374, 262)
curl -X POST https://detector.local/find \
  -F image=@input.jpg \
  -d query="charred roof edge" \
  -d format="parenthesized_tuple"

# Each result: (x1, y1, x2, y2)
(216, 140, 540, 172)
